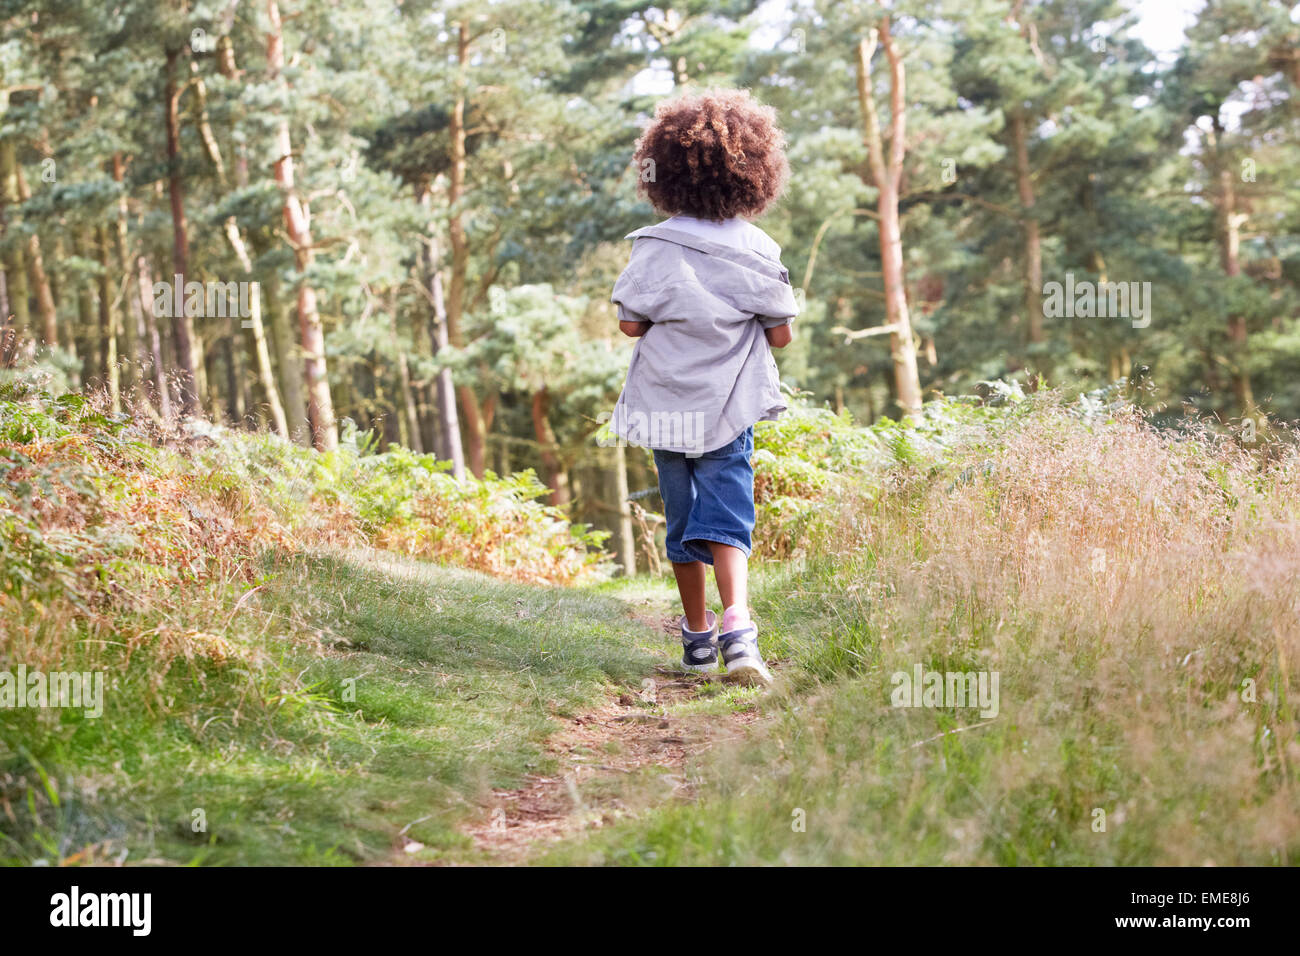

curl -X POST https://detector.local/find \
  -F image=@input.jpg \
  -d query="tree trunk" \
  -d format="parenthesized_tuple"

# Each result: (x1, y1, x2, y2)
(0, 138, 31, 365)
(445, 22, 486, 476)
(48, 233, 63, 315)
(265, 269, 309, 443)
(96, 226, 120, 412)
(416, 381, 438, 458)
(221, 219, 288, 437)
(389, 289, 423, 453)
(203, 332, 222, 419)
(211, 25, 289, 438)
(531, 386, 570, 506)
(112, 153, 141, 400)
(1211, 120, 1253, 414)
(1010, 111, 1044, 345)
(268, 0, 337, 450)
(614, 441, 636, 576)
(23, 235, 57, 350)
(12, 165, 57, 349)
(221, 316, 245, 424)
(72, 232, 98, 387)
(151, 243, 184, 413)
(164, 47, 201, 416)
(136, 253, 171, 421)
(877, 189, 922, 418)
(417, 190, 466, 477)
(855, 20, 922, 419)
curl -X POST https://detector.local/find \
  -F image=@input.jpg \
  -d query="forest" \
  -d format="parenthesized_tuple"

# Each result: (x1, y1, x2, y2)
(1, 0, 1299, 873)
(2, 0, 1296, 552)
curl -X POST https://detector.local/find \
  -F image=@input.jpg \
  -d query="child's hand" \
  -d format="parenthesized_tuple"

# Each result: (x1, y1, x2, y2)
(764, 323, 793, 348)
(619, 319, 652, 337)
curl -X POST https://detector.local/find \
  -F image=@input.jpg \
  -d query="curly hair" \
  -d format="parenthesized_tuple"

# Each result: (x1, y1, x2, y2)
(633, 89, 789, 222)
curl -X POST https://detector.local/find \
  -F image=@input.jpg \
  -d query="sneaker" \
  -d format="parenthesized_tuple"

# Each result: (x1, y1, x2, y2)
(719, 621, 773, 686)
(680, 610, 718, 674)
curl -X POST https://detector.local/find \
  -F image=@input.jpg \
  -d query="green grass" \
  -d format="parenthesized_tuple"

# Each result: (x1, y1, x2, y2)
(1, 548, 658, 866)
(6, 390, 1298, 867)
(8, 531, 1297, 867)
(539, 548, 1299, 866)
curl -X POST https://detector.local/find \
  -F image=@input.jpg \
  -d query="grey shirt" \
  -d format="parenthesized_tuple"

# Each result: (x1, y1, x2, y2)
(609, 221, 800, 455)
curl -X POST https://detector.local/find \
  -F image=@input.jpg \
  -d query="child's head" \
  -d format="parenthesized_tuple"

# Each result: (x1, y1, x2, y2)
(633, 88, 789, 222)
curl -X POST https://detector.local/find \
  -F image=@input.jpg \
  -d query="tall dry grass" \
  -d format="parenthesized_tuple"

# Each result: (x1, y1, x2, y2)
(807, 401, 1300, 862)
(552, 399, 1300, 865)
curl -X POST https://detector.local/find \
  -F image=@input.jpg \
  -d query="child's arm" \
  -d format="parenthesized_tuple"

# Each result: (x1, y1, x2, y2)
(619, 319, 652, 337)
(764, 323, 793, 348)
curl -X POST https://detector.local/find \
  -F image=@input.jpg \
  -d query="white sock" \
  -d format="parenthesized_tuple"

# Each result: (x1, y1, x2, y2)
(721, 605, 751, 633)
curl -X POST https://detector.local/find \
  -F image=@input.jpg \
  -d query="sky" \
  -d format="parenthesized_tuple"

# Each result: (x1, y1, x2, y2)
(634, 0, 1218, 96)
(747, 0, 1212, 56)
(1129, 0, 1206, 56)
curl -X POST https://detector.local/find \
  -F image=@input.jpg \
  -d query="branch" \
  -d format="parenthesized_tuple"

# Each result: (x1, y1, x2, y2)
(802, 207, 882, 296)
(879, 14, 906, 189)
(855, 30, 890, 192)
(831, 322, 898, 343)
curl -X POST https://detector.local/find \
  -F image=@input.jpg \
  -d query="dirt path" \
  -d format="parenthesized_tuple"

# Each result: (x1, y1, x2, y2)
(461, 612, 764, 863)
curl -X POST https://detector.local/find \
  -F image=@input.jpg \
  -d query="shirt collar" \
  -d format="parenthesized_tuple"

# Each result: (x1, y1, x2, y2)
(624, 223, 788, 283)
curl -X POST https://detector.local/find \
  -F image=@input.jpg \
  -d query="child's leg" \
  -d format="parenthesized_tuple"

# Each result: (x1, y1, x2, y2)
(708, 543, 749, 629)
(671, 560, 710, 632)
(682, 429, 770, 684)
(653, 448, 712, 631)
(681, 429, 756, 620)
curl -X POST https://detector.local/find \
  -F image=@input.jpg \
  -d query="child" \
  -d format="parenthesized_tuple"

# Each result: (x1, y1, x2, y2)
(610, 89, 798, 686)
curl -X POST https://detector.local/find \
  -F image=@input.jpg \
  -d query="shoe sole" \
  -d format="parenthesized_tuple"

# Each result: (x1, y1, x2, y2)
(723, 657, 773, 686)
(681, 659, 718, 674)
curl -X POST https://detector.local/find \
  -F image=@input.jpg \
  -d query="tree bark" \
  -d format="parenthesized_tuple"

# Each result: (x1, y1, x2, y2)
(220, 316, 245, 423)
(23, 233, 57, 349)
(418, 188, 466, 477)
(12, 165, 57, 348)
(446, 21, 487, 476)
(222, 218, 288, 437)
(164, 47, 201, 417)
(390, 296, 422, 453)
(855, 18, 922, 419)
(112, 153, 141, 400)
(531, 386, 570, 506)
(614, 441, 636, 576)
(267, 0, 337, 450)
(0, 138, 30, 365)
(265, 269, 309, 443)
(72, 231, 98, 387)
(136, 252, 171, 421)
(1009, 111, 1044, 344)
(1210, 119, 1253, 414)
(96, 225, 120, 412)
(210, 24, 289, 437)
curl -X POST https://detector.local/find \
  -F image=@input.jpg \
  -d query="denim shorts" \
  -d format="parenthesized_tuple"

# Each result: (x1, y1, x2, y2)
(652, 427, 755, 565)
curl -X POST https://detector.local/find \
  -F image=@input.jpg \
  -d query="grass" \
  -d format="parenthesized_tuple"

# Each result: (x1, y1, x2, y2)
(0, 381, 641, 865)
(539, 403, 1300, 866)
(5, 386, 1300, 866)
(1, 548, 657, 865)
